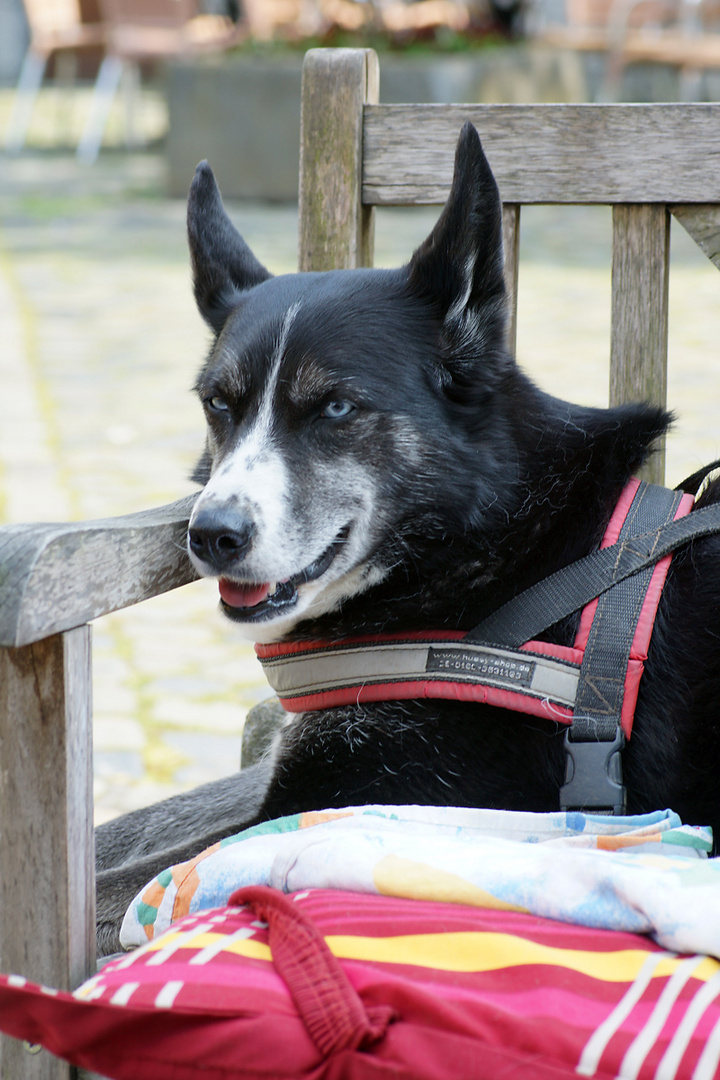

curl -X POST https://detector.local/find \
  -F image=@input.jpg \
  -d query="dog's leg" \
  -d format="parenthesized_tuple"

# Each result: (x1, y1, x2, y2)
(95, 762, 272, 955)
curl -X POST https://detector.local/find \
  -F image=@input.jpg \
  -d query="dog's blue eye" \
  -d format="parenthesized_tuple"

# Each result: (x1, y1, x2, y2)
(206, 396, 229, 413)
(321, 400, 355, 420)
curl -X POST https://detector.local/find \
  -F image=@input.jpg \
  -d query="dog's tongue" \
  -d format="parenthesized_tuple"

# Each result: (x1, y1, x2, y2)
(218, 578, 271, 609)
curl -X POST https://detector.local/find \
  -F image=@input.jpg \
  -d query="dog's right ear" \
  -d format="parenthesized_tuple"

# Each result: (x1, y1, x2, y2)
(407, 123, 507, 373)
(187, 162, 272, 333)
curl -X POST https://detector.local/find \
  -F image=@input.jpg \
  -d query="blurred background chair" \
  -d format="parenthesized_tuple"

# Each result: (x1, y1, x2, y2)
(76, 0, 245, 164)
(537, 0, 720, 99)
(603, 0, 720, 100)
(4, 0, 107, 154)
(538, 0, 679, 54)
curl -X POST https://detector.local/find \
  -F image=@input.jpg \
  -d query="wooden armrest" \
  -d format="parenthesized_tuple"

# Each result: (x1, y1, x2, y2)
(0, 493, 200, 648)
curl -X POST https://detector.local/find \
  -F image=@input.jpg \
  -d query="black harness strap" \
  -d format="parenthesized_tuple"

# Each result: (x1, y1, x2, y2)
(469, 476, 720, 815)
(675, 456, 720, 496)
(571, 483, 683, 741)
(561, 483, 682, 814)
(465, 501, 720, 650)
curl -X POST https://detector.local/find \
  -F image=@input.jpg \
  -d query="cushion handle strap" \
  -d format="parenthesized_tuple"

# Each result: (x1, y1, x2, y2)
(229, 886, 393, 1057)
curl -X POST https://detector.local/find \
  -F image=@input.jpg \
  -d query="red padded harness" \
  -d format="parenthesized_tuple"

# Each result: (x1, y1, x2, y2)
(256, 480, 695, 740)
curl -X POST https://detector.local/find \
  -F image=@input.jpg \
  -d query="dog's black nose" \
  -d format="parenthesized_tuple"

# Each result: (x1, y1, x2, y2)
(188, 509, 256, 569)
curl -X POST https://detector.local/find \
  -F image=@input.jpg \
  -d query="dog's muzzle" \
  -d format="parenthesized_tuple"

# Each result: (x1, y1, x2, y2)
(188, 507, 256, 572)
(188, 514, 352, 624)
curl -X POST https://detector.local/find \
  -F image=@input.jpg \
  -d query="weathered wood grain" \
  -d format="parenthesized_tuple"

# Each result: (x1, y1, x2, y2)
(299, 48, 379, 271)
(502, 203, 521, 357)
(610, 204, 671, 485)
(0, 494, 199, 648)
(0, 626, 93, 1079)
(362, 103, 720, 206)
(671, 204, 720, 271)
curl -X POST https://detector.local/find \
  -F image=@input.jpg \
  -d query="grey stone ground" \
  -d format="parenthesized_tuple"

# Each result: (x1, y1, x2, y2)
(1, 88, 719, 828)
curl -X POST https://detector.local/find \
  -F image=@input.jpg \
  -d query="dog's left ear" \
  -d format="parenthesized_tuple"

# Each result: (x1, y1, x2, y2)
(187, 161, 272, 334)
(408, 123, 507, 365)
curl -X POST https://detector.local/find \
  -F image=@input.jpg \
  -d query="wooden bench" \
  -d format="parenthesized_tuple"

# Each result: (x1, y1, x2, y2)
(1, 46, 719, 1078)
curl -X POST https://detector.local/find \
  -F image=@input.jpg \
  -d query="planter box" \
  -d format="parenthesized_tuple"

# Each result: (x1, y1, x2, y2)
(165, 46, 584, 201)
(166, 55, 305, 201)
(165, 48, 720, 200)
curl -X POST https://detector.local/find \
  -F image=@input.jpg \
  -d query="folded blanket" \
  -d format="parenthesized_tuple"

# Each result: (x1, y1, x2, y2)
(121, 806, 718, 958)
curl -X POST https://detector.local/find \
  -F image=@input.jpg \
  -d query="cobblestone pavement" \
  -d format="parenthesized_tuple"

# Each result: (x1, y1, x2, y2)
(1, 121, 719, 826)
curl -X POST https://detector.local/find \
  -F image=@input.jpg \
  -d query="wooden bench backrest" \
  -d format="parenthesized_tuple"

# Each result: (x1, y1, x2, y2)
(298, 47, 720, 485)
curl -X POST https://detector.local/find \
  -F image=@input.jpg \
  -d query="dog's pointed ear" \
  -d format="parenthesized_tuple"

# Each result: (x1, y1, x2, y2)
(407, 123, 507, 363)
(187, 161, 272, 333)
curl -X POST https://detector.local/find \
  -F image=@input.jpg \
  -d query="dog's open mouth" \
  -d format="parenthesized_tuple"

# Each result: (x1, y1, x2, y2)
(218, 526, 350, 621)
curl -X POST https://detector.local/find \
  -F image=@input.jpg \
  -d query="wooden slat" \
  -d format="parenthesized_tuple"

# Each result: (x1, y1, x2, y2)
(299, 48, 379, 271)
(0, 626, 94, 1079)
(610, 204, 671, 485)
(671, 204, 720, 270)
(0, 494, 199, 648)
(362, 103, 720, 206)
(502, 203, 521, 358)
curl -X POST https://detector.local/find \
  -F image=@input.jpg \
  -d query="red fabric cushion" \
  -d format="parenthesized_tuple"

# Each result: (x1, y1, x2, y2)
(0, 887, 718, 1079)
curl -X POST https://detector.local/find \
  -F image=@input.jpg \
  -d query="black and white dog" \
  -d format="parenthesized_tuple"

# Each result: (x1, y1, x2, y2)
(96, 123, 720, 955)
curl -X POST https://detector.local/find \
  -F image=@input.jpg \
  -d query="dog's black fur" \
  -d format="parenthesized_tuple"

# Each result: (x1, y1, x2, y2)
(96, 123, 720, 955)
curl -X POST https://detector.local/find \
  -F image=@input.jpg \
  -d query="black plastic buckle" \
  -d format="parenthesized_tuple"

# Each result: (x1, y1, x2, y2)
(559, 727, 626, 815)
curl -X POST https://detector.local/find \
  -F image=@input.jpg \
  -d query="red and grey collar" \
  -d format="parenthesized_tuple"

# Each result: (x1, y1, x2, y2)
(256, 478, 705, 815)
(256, 480, 694, 736)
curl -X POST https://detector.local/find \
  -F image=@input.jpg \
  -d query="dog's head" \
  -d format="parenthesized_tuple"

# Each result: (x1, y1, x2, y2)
(187, 123, 512, 641)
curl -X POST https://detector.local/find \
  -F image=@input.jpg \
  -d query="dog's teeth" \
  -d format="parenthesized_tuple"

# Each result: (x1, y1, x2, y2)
(268, 582, 278, 595)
